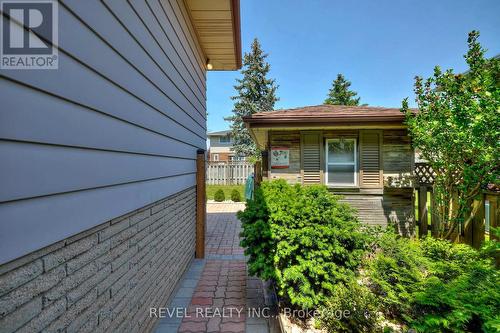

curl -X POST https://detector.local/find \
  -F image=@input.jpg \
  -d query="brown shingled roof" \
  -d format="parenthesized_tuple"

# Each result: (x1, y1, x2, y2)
(243, 105, 413, 125)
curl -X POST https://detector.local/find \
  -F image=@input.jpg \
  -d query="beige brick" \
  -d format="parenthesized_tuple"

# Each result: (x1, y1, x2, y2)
(98, 218, 129, 243)
(67, 264, 111, 306)
(43, 262, 97, 306)
(110, 245, 137, 272)
(95, 241, 127, 270)
(16, 298, 66, 333)
(109, 226, 135, 249)
(42, 289, 97, 333)
(0, 259, 43, 296)
(0, 265, 65, 317)
(66, 239, 110, 274)
(150, 201, 165, 215)
(0, 189, 195, 333)
(66, 292, 107, 333)
(0, 297, 42, 333)
(97, 262, 127, 297)
(43, 235, 98, 271)
(129, 209, 150, 225)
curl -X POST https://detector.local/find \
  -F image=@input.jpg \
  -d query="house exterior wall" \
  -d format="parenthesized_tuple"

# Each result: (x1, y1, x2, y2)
(269, 131, 301, 183)
(208, 134, 234, 161)
(0, 0, 205, 264)
(208, 135, 234, 149)
(0, 0, 205, 332)
(0, 187, 196, 333)
(209, 152, 232, 162)
(264, 129, 415, 232)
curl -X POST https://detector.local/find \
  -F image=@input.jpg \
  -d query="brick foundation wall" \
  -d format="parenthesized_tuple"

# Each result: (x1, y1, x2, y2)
(0, 187, 196, 333)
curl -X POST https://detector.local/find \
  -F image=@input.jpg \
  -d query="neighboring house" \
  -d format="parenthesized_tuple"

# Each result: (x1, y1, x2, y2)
(0, 1, 241, 332)
(244, 105, 416, 233)
(207, 130, 246, 162)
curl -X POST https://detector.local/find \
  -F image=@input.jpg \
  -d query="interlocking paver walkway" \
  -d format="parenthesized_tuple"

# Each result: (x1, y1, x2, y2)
(155, 203, 270, 333)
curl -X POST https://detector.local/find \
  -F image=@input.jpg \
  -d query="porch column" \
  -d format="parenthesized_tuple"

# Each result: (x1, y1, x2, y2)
(196, 149, 206, 258)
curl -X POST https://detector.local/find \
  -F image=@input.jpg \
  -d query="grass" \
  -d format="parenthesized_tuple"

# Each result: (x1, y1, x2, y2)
(206, 184, 245, 201)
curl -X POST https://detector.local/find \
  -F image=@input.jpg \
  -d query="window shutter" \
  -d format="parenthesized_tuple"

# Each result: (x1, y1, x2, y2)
(301, 133, 321, 184)
(360, 131, 382, 188)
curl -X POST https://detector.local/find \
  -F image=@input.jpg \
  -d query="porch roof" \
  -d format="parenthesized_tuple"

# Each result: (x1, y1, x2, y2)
(243, 105, 416, 149)
(243, 105, 417, 126)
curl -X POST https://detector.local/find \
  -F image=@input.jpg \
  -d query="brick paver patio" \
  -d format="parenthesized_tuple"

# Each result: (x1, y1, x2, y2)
(154, 203, 270, 333)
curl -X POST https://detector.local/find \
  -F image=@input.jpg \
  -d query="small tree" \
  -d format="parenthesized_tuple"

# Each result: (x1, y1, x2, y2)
(402, 31, 499, 239)
(227, 38, 279, 158)
(324, 74, 361, 106)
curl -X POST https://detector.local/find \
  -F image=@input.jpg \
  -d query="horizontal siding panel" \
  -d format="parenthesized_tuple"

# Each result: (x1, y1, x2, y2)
(0, 141, 195, 202)
(128, 0, 206, 101)
(63, 0, 206, 127)
(0, 79, 198, 159)
(99, 0, 206, 119)
(149, 0, 205, 89)
(167, 0, 206, 76)
(0, 174, 195, 264)
(60, 1, 206, 128)
(1, 49, 205, 148)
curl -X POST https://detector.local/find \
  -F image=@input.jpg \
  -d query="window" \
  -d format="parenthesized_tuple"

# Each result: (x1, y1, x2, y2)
(325, 138, 357, 186)
(219, 135, 231, 143)
(212, 154, 219, 161)
(230, 155, 246, 162)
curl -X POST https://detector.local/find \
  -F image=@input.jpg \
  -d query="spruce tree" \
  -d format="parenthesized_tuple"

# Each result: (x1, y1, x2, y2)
(324, 74, 361, 106)
(228, 38, 278, 158)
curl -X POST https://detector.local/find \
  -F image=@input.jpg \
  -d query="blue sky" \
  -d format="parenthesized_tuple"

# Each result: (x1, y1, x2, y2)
(206, 0, 500, 132)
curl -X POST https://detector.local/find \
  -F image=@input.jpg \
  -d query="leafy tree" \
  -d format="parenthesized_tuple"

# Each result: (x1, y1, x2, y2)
(324, 74, 361, 106)
(227, 38, 279, 158)
(402, 31, 499, 239)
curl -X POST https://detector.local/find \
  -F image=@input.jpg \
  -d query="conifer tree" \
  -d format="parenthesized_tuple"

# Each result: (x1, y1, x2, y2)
(324, 74, 361, 106)
(228, 38, 278, 158)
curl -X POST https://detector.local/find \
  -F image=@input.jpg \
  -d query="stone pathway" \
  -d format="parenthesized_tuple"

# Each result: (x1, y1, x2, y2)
(154, 203, 270, 333)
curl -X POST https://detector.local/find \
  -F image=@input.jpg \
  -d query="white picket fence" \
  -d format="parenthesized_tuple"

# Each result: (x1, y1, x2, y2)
(206, 162, 253, 185)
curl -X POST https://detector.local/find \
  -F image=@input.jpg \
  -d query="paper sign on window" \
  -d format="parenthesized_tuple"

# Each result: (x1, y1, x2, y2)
(271, 147, 289, 168)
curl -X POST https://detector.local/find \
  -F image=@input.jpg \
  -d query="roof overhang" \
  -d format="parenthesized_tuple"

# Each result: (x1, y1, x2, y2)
(184, 0, 242, 70)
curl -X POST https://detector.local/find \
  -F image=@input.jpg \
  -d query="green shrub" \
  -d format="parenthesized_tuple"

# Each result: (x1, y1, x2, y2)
(230, 189, 241, 202)
(214, 189, 225, 202)
(366, 232, 500, 333)
(318, 279, 381, 333)
(238, 180, 367, 309)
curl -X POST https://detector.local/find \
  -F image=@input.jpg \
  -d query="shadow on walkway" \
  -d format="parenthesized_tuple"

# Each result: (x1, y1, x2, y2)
(154, 204, 271, 333)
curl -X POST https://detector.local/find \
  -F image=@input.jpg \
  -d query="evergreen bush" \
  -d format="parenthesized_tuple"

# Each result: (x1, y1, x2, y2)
(214, 189, 225, 202)
(365, 232, 500, 332)
(230, 189, 242, 202)
(238, 180, 367, 308)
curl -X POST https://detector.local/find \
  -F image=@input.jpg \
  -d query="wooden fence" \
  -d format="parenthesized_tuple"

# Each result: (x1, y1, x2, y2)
(414, 163, 499, 247)
(206, 161, 253, 185)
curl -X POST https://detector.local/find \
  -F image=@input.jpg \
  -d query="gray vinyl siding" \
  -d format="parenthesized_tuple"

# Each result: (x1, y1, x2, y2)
(0, 0, 206, 264)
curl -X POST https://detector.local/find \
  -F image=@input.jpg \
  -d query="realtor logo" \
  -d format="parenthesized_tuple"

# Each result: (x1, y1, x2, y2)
(1, 0, 58, 69)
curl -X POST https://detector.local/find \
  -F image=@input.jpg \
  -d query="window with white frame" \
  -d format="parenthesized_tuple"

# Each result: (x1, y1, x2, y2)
(212, 153, 219, 161)
(325, 138, 357, 186)
(230, 155, 246, 162)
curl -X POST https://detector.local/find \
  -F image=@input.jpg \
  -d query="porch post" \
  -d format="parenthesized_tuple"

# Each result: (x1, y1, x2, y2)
(196, 149, 206, 259)
(261, 151, 269, 180)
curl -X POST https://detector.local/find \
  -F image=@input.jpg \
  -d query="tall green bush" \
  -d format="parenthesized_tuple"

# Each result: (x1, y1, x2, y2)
(230, 189, 242, 202)
(214, 189, 225, 202)
(238, 180, 367, 308)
